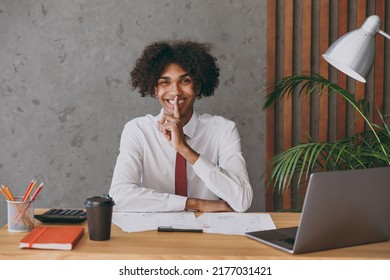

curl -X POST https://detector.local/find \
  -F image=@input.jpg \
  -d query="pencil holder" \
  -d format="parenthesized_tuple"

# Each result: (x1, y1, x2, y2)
(7, 196, 34, 232)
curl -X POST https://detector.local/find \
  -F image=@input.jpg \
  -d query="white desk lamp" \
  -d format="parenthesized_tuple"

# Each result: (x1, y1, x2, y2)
(323, 15, 390, 83)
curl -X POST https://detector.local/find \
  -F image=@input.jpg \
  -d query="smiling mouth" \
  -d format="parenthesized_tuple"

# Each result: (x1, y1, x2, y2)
(167, 99, 185, 105)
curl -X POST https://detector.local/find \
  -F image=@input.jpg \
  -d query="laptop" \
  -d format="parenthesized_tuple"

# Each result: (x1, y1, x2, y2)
(246, 167, 390, 254)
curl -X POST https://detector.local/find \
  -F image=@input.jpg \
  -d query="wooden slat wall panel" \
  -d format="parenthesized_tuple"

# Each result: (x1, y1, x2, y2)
(299, 0, 312, 202)
(337, 0, 348, 139)
(265, 0, 277, 212)
(355, 0, 367, 133)
(374, 1, 385, 124)
(265, 0, 389, 211)
(282, 0, 294, 210)
(318, 0, 330, 142)
(301, 0, 312, 142)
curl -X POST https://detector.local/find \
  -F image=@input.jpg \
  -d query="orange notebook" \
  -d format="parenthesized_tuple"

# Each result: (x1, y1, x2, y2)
(19, 226, 84, 250)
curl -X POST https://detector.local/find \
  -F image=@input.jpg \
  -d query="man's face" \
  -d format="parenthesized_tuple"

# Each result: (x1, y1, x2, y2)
(155, 63, 196, 125)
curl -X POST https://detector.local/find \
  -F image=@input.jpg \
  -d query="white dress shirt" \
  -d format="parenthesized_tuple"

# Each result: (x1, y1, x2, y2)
(109, 109, 253, 212)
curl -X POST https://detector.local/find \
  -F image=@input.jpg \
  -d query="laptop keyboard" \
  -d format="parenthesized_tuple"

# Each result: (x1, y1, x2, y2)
(278, 237, 296, 246)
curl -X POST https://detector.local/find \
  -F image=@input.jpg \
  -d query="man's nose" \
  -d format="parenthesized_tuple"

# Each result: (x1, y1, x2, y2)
(169, 82, 182, 93)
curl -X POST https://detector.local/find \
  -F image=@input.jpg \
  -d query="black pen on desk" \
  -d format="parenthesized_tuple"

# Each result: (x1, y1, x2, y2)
(158, 226, 203, 233)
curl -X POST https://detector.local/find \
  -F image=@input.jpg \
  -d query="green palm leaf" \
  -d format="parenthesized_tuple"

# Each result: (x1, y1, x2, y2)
(263, 74, 390, 194)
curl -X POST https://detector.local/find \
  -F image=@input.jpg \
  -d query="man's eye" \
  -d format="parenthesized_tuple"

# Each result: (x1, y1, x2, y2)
(180, 79, 191, 84)
(158, 80, 169, 85)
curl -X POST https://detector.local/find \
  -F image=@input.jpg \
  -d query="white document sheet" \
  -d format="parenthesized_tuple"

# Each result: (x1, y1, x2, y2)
(113, 211, 276, 235)
(112, 211, 200, 233)
(196, 212, 276, 235)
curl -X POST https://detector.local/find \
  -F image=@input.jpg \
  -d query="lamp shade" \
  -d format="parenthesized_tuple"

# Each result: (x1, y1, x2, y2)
(322, 15, 381, 83)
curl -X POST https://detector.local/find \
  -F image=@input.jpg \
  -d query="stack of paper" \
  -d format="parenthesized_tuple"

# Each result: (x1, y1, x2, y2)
(112, 212, 276, 235)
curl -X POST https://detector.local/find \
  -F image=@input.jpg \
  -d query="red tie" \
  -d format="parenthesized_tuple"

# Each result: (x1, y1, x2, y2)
(175, 152, 187, 196)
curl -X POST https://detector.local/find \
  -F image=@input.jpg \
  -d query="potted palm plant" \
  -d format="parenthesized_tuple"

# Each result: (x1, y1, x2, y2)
(263, 74, 390, 194)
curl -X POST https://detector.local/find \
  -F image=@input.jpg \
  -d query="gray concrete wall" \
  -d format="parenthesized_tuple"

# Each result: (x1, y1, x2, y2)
(0, 0, 267, 226)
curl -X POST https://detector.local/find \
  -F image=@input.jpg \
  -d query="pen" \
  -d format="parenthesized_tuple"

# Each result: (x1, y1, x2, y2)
(158, 226, 203, 233)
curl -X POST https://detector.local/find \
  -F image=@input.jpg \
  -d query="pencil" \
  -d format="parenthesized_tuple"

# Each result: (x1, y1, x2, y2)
(22, 179, 36, 202)
(15, 182, 44, 223)
(0, 187, 12, 201)
(1, 185, 14, 201)
(30, 182, 44, 201)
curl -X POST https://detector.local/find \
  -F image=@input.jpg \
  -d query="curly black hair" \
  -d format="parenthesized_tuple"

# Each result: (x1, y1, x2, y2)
(130, 40, 220, 98)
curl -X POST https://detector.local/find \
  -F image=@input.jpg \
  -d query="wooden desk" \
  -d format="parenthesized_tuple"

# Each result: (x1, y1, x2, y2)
(0, 211, 389, 260)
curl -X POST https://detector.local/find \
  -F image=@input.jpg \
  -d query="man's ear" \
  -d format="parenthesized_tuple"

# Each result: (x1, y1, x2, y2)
(153, 87, 158, 98)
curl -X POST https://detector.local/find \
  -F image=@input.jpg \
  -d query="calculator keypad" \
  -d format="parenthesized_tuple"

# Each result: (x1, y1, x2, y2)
(34, 208, 87, 223)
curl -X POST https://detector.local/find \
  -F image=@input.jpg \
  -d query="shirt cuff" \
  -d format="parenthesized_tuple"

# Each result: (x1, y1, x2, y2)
(192, 154, 214, 179)
(167, 194, 188, 211)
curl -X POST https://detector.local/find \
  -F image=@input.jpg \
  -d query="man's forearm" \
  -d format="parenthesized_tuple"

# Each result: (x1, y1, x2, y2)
(176, 143, 199, 165)
(185, 198, 233, 212)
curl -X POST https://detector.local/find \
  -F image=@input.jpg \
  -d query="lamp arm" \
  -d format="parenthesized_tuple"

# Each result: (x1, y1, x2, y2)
(378, 30, 390, 40)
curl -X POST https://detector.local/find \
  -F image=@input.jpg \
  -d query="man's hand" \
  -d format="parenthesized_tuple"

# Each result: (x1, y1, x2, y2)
(158, 96, 186, 150)
(185, 198, 234, 212)
(157, 96, 199, 164)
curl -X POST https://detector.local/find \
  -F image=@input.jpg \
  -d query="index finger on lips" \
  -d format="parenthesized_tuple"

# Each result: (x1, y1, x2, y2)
(173, 96, 180, 119)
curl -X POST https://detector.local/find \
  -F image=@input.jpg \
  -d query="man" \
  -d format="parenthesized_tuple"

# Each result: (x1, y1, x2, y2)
(109, 40, 253, 212)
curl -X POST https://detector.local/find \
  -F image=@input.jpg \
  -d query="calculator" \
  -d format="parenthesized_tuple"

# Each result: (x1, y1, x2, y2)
(34, 208, 87, 223)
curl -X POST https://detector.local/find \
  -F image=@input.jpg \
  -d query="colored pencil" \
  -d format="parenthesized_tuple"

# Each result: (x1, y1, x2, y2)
(1, 185, 14, 201)
(14, 182, 44, 223)
(22, 179, 36, 202)
(0, 187, 12, 201)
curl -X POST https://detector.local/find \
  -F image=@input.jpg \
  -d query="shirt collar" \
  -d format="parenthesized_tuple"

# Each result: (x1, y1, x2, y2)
(183, 110, 198, 139)
(156, 109, 198, 139)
